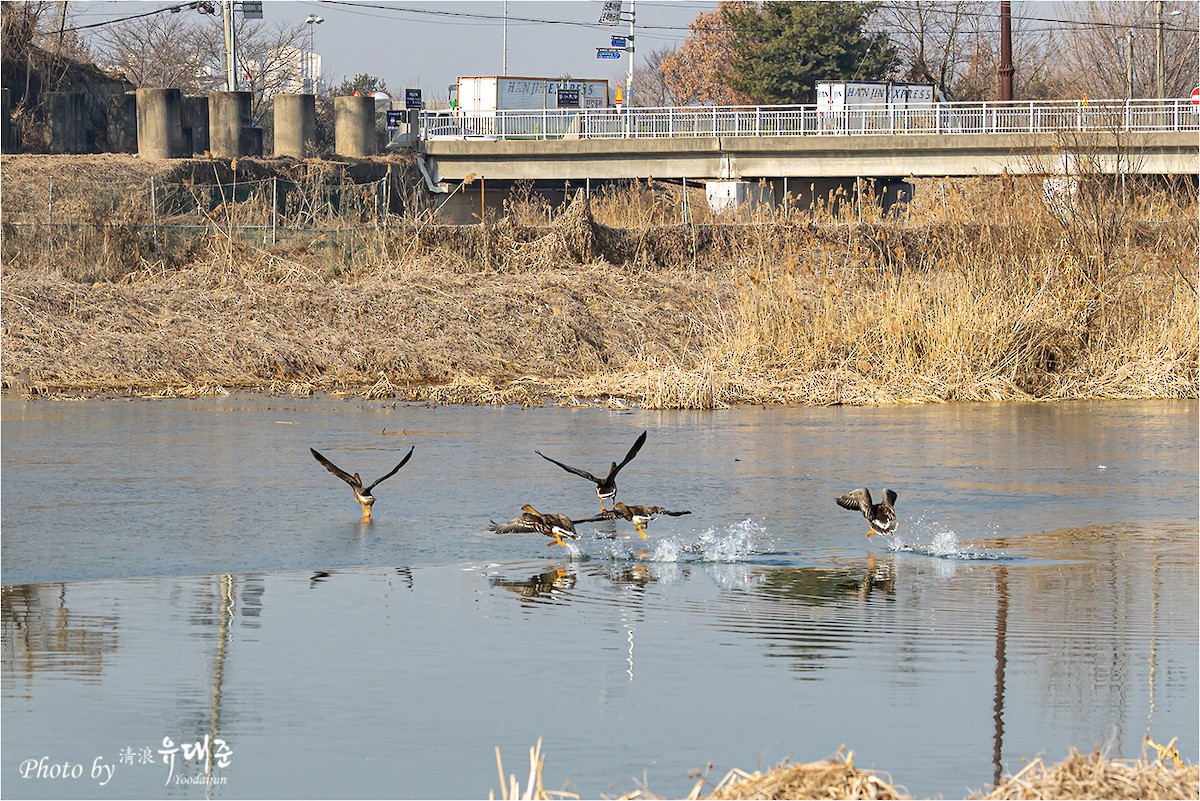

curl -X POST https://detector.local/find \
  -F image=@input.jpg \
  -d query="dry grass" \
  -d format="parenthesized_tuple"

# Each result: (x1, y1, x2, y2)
(490, 742, 1198, 801)
(1, 155, 1196, 406)
(970, 745, 1198, 800)
(697, 750, 906, 800)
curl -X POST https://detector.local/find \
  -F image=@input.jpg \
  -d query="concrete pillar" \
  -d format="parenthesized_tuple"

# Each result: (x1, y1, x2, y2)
(136, 88, 187, 159)
(47, 92, 90, 153)
(182, 96, 209, 155)
(334, 95, 375, 157)
(209, 91, 252, 158)
(106, 92, 137, 153)
(273, 94, 316, 158)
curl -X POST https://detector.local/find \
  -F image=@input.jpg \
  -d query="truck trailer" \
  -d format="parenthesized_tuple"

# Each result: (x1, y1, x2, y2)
(453, 76, 611, 113)
(816, 81, 947, 132)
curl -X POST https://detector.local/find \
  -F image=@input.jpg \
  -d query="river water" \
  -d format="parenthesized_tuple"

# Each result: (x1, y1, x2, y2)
(2, 396, 1196, 799)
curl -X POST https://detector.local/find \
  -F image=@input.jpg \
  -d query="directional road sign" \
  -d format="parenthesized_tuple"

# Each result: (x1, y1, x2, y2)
(599, 1, 622, 24)
(596, 48, 622, 59)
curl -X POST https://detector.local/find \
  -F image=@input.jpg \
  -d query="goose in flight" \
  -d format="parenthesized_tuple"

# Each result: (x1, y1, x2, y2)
(535, 430, 648, 511)
(311, 446, 414, 521)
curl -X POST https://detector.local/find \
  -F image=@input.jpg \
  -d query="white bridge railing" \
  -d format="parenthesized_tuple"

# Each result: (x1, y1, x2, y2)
(421, 98, 1199, 141)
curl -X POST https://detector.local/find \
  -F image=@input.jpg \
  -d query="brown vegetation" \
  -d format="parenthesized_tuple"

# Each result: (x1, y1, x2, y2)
(493, 741, 1198, 800)
(1, 154, 1196, 408)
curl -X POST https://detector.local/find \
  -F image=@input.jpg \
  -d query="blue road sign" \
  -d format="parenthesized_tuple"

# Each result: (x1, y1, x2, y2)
(610, 36, 627, 48)
(405, 88, 422, 109)
(596, 48, 621, 59)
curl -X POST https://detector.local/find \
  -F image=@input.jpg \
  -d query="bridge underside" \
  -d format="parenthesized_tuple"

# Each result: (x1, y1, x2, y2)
(423, 131, 1198, 184)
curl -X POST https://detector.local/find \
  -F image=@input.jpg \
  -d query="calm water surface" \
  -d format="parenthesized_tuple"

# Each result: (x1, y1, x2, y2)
(2, 396, 1197, 799)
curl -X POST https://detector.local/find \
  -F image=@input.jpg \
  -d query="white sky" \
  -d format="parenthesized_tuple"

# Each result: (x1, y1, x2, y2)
(67, 0, 721, 101)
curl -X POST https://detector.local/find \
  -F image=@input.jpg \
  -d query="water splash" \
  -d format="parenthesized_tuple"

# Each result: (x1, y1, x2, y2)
(649, 518, 770, 563)
(889, 516, 1008, 561)
(561, 540, 587, 561)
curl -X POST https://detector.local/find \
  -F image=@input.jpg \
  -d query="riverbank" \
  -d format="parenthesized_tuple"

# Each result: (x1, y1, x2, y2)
(2, 155, 1196, 407)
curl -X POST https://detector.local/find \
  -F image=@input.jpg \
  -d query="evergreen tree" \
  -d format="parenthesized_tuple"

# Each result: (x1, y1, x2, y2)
(331, 73, 392, 98)
(722, 1, 898, 104)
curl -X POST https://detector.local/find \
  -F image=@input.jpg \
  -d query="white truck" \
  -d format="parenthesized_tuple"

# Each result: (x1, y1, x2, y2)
(816, 81, 946, 132)
(452, 76, 611, 113)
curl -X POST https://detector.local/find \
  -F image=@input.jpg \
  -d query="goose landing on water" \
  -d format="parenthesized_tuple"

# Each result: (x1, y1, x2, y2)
(836, 487, 898, 539)
(310, 446, 414, 521)
(490, 505, 599, 548)
(599, 502, 692, 540)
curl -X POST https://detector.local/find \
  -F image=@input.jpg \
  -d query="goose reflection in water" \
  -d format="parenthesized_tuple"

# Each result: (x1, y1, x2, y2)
(308, 567, 414, 590)
(489, 566, 578, 601)
(751, 558, 897, 606)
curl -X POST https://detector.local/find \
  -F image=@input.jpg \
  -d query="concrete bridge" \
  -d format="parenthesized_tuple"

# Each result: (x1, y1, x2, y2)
(418, 98, 1199, 186)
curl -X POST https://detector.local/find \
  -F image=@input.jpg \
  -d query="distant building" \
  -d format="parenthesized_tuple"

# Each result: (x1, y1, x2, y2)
(280, 45, 323, 95)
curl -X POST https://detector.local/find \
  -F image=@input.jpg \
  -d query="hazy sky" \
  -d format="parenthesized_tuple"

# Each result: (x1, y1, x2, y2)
(69, 0, 721, 101)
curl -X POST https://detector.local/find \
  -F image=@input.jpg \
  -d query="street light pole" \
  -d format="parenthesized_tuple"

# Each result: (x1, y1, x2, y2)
(222, 0, 237, 91)
(305, 14, 323, 94)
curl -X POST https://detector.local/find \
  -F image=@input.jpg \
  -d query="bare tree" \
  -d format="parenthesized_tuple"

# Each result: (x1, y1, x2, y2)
(631, 45, 681, 107)
(89, 9, 223, 93)
(1055, 1, 1199, 99)
(89, 8, 306, 125)
(927, 4, 1067, 101)
(876, 1, 986, 97)
(239, 22, 309, 123)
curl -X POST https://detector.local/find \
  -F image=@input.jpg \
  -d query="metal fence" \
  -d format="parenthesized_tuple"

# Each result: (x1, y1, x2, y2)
(421, 98, 1199, 141)
(3, 176, 392, 248)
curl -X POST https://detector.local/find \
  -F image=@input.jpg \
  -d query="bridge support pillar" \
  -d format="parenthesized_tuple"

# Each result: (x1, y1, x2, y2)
(183, 95, 210, 155)
(335, 95, 376, 157)
(136, 88, 188, 159)
(47, 92, 90, 153)
(209, 91, 257, 158)
(274, 94, 316, 158)
(106, 92, 137, 153)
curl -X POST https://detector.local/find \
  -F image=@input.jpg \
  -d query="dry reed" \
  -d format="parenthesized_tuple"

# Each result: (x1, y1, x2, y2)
(489, 741, 1197, 801)
(970, 745, 1198, 800)
(2, 155, 1195, 406)
(698, 750, 906, 800)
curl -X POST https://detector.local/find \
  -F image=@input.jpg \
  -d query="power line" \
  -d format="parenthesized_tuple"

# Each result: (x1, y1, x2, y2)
(61, 1, 211, 33)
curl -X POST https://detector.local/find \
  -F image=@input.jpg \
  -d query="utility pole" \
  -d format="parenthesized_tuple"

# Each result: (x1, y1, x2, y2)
(222, 0, 237, 91)
(1126, 30, 1135, 98)
(502, 0, 508, 75)
(998, 0, 1013, 101)
(1156, 0, 1165, 97)
(626, 0, 635, 108)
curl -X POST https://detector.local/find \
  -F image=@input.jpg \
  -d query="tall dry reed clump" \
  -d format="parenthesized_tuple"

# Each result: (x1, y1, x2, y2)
(1, 155, 1195, 407)
(635, 176, 1198, 408)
